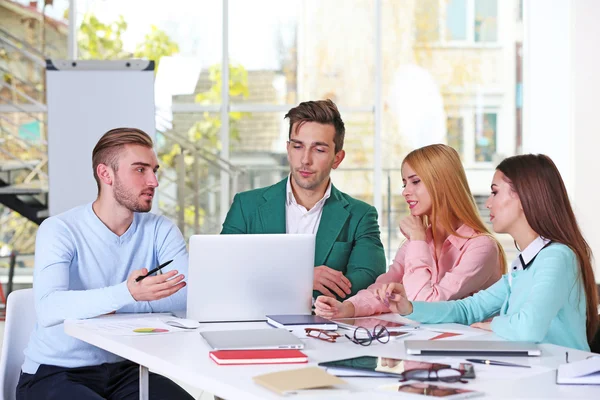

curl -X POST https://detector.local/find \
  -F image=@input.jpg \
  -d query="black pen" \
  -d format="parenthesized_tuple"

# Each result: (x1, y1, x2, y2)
(466, 359, 531, 368)
(135, 260, 174, 282)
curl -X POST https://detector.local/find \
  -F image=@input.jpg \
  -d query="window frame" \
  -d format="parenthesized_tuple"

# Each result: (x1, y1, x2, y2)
(415, 0, 501, 48)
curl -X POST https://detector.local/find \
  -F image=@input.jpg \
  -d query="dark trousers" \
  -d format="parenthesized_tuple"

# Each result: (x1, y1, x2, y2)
(16, 360, 194, 400)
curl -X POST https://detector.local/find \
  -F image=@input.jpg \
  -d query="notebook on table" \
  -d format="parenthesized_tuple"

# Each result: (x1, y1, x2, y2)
(404, 340, 541, 356)
(318, 356, 475, 379)
(253, 367, 347, 395)
(557, 356, 600, 385)
(266, 314, 337, 331)
(209, 349, 308, 365)
(200, 328, 304, 350)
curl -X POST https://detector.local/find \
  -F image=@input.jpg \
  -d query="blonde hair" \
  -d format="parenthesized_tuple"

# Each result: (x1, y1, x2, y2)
(92, 127, 154, 193)
(403, 144, 507, 273)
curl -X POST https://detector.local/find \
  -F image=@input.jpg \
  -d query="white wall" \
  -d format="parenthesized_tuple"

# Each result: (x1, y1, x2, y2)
(572, 0, 600, 281)
(525, 0, 600, 281)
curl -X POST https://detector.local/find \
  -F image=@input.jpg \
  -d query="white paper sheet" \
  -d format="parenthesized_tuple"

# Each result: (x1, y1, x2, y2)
(71, 316, 187, 336)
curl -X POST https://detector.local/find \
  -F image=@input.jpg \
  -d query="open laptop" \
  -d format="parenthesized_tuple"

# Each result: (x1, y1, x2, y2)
(405, 340, 541, 356)
(187, 234, 315, 322)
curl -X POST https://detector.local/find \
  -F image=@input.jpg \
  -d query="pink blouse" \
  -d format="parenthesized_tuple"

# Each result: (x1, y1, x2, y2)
(347, 224, 502, 317)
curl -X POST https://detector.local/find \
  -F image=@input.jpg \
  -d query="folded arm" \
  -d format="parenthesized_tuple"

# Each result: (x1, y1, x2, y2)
(403, 237, 500, 301)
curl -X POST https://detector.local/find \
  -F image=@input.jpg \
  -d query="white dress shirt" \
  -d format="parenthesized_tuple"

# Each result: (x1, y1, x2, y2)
(285, 176, 332, 234)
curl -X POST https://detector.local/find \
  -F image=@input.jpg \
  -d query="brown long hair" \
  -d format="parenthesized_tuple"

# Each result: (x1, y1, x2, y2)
(403, 144, 506, 273)
(496, 154, 599, 343)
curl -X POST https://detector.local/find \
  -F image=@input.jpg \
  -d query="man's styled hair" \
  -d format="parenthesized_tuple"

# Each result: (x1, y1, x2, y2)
(92, 127, 153, 193)
(284, 99, 345, 153)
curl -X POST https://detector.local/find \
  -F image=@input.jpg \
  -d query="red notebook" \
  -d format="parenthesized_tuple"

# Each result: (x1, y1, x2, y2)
(209, 349, 308, 365)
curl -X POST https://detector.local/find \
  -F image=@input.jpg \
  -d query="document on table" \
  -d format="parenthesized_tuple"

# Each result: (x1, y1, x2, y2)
(70, 315, 188, 336)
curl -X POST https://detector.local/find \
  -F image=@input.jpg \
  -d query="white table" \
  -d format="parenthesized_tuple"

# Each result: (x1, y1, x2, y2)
(65, 314, 600, 400)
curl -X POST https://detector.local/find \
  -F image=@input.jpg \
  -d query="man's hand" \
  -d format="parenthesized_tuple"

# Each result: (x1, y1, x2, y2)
(374, 283, 413, 315)
(314, 296, 355, 319)
(313, 265, 352, 298)
(126, 268, 186, 302)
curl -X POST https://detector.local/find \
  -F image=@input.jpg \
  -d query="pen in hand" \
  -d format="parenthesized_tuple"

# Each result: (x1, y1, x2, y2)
(135, 260, 174, 282)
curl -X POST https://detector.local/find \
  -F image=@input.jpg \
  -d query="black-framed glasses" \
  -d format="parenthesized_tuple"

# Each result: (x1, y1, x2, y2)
(305, 328, 341, 343)
(345, 324, 390, 346)
(397, 367, 467, 384)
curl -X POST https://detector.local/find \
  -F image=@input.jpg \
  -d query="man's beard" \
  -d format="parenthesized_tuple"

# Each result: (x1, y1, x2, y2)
(113, 176, 153, 213)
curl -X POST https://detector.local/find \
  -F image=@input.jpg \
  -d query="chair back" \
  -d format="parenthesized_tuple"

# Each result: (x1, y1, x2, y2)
(0, 289, 35, 400)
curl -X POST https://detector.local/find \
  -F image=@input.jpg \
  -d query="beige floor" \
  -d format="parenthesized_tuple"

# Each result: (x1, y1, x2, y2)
(0, 321, 216, 400)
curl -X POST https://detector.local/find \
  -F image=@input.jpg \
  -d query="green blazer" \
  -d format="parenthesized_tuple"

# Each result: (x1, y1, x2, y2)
(221, 178, 386, 299)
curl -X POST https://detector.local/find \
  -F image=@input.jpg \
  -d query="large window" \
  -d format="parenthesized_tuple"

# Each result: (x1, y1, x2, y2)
(447, 117, 464, 158)
(475, 112, 497, 162)
(416, 0, 499, 44)
(4, 0, 521, 260)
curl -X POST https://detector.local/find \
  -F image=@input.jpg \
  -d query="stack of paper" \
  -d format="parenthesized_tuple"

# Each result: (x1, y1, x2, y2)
(557, 356, 600, 385)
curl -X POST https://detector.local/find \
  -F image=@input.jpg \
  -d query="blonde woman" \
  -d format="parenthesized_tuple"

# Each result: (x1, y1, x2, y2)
(316, 144, 505, 318)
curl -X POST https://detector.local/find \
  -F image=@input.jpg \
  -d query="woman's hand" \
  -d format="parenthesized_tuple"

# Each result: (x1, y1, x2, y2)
(399, 215, 426, 241)
(314, 296, 355, 319)
(374, 283, 413, 315)
(470, 322, 492, 331)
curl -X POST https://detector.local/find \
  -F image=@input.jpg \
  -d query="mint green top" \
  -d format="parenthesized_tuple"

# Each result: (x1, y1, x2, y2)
(407, 243, 590, 351)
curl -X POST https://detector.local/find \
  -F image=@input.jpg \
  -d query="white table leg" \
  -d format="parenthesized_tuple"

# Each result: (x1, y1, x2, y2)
(139, 365, 149, 400)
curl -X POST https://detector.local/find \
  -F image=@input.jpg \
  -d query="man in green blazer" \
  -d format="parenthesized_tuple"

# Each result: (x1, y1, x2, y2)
(221, 100, 386, 300)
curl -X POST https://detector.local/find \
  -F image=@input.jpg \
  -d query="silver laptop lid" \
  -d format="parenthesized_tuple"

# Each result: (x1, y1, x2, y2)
(405, 340, 541, 356)
(187, 234, 315, 322)
(200, 328, 305, 350)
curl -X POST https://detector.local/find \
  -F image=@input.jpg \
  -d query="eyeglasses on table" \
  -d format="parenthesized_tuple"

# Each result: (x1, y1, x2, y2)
(345, 324, 390, 346)
(304, 328, 342, 343)
(397, 366, 467, 384)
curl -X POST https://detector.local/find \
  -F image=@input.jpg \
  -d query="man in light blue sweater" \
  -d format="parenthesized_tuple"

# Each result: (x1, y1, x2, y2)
(17, 128, 194, 400)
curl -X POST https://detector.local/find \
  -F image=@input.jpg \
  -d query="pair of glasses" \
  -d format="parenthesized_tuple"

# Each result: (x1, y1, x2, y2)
(398, 367, 467, 384)
(305, 328, 341, 343)
(345, 324, 390, 346)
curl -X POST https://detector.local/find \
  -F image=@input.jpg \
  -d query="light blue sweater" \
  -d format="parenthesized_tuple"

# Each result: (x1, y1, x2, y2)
(407, 243, 590, 351)
(22, 203, 188, 374)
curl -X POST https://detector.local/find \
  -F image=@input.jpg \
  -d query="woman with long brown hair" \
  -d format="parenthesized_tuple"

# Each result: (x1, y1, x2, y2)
(315, 144, 505, 319)
(383, 154, 598, 350)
